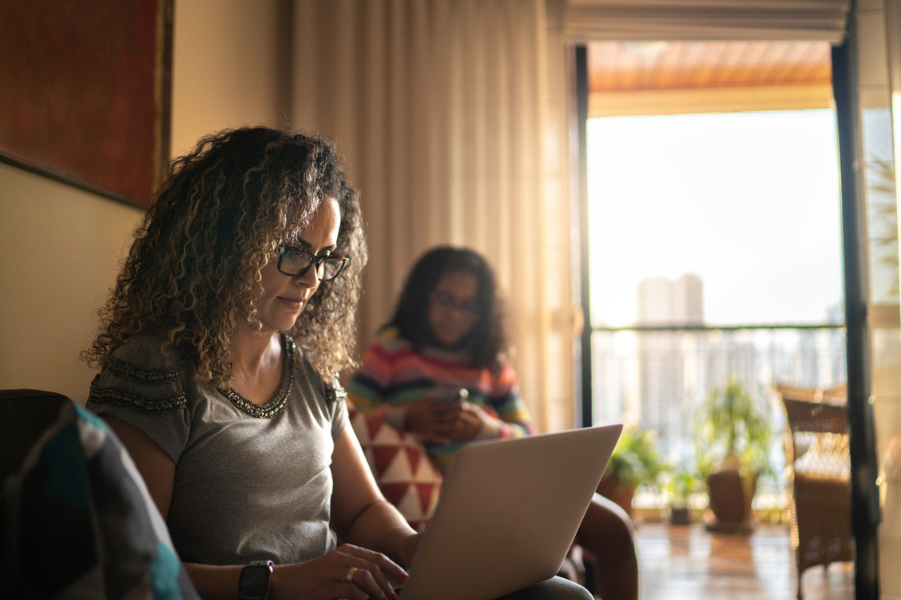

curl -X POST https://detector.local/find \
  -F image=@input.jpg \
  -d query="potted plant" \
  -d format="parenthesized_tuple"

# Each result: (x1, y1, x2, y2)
(598, 427, 667, 519)
(694, 377, 773, 534)
(665, 469, 699, 525)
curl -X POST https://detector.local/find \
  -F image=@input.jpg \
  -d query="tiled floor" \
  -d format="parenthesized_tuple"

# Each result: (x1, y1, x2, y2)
(636, 523, 854, 600)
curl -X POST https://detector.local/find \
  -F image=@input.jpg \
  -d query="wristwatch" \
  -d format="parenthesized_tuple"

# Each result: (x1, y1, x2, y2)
(238, 560, 274, 600)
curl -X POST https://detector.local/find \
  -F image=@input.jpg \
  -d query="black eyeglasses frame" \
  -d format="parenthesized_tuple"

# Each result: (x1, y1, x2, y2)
(276, 245, 350, 282)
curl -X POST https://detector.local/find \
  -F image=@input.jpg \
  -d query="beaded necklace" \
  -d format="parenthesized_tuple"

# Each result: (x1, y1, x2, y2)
(218, 333, 295, 419)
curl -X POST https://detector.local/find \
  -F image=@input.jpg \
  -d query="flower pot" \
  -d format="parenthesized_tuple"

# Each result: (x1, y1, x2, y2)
(668, 505, 692, 526)
(596, 478, 636, 519)
(704, 468, 758, 534)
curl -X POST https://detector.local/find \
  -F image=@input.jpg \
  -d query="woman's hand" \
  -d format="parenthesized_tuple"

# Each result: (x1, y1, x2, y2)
(272, 544, 407, 600)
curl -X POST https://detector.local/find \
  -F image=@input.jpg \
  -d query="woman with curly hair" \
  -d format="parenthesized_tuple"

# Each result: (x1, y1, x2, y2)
(85, 129, 595, 600)
(349, 246, 638, 600)
(85, 127, 416, 600)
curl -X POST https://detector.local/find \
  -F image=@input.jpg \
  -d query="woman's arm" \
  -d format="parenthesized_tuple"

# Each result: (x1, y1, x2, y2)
(99, 418, 242, 597)
(330, 427, 422, 568)
(105, 415, 409, 599)
(185, 549, 407, 600)
(100, 417, 236, 597)
(101, 414, 176, 519)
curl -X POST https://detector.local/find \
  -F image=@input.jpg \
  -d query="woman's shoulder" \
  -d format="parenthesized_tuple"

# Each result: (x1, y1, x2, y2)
(292, 339, 341, 395)
(88, 335, 190, 413)
(108, 335, 186, 376)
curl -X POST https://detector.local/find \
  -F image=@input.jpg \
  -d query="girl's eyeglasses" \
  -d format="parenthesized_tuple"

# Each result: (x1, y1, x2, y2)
(430, 292, 479, 319)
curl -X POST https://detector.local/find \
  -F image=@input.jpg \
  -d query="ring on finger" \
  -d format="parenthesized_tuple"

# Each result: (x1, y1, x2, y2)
(346, 566, 358, 583)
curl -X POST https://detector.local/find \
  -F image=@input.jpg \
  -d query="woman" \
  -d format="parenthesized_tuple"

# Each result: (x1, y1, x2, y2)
(85, 129, 590, 600)
(86, 127, 411, 599)
(349, 246, 639, 600)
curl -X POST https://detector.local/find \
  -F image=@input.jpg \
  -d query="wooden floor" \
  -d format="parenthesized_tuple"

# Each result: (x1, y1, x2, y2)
(635, 523, 854, 600)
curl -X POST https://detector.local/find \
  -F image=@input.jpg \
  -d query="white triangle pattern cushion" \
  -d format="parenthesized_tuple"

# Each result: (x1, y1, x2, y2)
(349, 405, 443, 532)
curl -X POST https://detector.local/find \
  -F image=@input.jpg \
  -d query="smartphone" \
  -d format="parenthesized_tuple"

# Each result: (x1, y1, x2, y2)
(430, 385, 468, 404)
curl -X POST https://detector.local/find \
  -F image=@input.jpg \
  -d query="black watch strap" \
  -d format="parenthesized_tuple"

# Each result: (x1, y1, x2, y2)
(238, 560, 274, 600)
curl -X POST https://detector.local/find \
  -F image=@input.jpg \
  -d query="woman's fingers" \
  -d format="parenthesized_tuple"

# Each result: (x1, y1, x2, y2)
(343, 567, 396, 600)
(277, 546, 406, 599)
(342, 543, 408, 582)
(339, 569, 384, 599)
(337, 582, 370, 600)
(344, 557, 393, 598)
(340, 544, 406, 598)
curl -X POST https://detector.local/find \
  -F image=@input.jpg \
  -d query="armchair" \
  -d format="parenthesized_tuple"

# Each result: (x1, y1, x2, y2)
(778, 385, 853, 600)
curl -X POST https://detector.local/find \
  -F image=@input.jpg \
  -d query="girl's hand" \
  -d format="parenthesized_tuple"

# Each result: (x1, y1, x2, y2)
(447, 402, 490, 441)
(403, 397, 464, 444)
(272, 544, 407, 600)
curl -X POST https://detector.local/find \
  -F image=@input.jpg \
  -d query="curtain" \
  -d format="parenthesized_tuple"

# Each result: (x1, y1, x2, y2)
(877, 2, 901, 598)
(564, 0, 851, 43)
(291, 0, 576, 432)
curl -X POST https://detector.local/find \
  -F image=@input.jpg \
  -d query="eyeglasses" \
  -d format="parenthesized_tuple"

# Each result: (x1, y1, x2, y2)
(277, 245, 350, 281)
(430, 291, 479, 319)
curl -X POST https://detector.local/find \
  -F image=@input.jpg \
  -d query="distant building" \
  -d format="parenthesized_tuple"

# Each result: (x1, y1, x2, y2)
(635, 274, 704, 458)
(637, 274, 704, 326)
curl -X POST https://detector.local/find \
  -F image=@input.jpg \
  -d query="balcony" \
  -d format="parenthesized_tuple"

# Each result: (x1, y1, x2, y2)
(589, 324, 846, 511)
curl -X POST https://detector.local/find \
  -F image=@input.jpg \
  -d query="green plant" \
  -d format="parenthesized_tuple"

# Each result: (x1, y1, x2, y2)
(602, 427, 667, 490)
(693, 377, 773, 479)
(666, 469, 699, 507)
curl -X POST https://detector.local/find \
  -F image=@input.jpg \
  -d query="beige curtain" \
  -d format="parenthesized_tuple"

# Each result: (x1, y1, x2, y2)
(291, 0, 576, 432)
(564, 0, 851, 43)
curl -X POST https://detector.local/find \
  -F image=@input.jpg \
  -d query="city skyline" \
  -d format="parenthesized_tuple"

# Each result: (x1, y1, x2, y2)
(592, 269, 846, 475)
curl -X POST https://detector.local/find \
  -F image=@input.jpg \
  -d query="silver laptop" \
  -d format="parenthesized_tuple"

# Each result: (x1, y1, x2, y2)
(399, 424, 623, 600)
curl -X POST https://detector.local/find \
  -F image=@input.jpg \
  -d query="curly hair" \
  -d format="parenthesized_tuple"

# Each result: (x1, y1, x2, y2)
(387, 246, 509, 371)
(84, 127, 368, 386)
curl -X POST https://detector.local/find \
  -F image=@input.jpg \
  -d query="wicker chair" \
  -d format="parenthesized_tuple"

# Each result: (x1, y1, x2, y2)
(778, 385, 854, 600)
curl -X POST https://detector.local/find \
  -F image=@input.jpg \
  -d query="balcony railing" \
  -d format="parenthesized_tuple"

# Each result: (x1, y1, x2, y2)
(589, 323, 846, 506)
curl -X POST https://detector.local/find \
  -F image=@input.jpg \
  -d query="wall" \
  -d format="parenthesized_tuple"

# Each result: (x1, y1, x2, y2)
(170, 0, 290, 157)
(0, 0, 286, 403)
(0, 165, 142, 402)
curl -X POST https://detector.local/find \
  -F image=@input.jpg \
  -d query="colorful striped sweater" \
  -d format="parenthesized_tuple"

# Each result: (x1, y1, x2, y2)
(347, 327, 536, 471)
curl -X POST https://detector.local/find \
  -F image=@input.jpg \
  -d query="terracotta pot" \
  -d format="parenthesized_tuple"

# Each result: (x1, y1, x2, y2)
(668, 506, 692, 526)
(705, 468, 758, 534)
(596, 478, 636, 518)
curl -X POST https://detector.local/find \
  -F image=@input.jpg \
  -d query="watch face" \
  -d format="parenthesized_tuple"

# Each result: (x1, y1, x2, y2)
(239, 565, 271, 600)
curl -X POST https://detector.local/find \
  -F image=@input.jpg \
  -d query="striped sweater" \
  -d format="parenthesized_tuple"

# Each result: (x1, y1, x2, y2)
(347, 327, 536, 471)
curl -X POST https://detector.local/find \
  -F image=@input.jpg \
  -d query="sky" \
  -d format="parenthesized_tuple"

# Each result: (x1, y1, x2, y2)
(587, 109, 845, 327)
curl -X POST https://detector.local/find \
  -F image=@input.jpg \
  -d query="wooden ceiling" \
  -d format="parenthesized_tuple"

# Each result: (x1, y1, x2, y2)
(587, 40, 833, 116)
(589, 40, 831, 92)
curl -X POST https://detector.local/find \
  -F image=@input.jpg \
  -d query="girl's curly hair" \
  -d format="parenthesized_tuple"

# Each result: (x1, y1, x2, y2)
(84, 127, 367, 387)
(387, 246, 509, 371)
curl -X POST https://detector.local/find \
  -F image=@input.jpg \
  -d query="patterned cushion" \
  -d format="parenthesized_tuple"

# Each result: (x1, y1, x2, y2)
(0, 398, 199, 599)
(349, 405, 443, 532)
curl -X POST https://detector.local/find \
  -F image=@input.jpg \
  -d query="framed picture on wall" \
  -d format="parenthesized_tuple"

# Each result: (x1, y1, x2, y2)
(0, 0, 173, 207)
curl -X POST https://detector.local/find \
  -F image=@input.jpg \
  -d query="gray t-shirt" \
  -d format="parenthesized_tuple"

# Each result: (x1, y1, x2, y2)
(86, 334, 347, 566)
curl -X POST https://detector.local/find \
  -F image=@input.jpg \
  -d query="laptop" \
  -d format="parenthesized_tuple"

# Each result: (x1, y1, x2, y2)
(398, 424, 623, 600)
